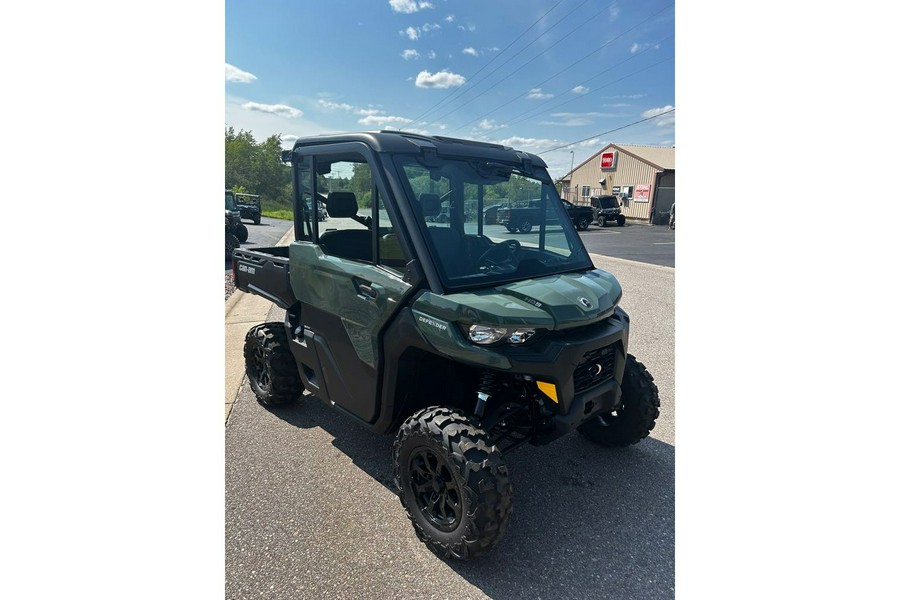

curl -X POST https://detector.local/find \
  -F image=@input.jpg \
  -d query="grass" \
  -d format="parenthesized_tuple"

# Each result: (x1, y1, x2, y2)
(261, 209, 293, 220)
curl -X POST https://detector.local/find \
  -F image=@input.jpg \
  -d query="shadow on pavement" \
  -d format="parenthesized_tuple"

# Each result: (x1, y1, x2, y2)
(263, 394, 675, 600)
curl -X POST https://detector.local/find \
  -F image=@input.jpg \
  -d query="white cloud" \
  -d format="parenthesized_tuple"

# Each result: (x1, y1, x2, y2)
(572, 85, 590, 94)
(610, 4, 620, 20)
(630, 42, 661, 54)
(415, 69, 466, 88)
(462, 47, 478, 57)
(389, 0, 433, 13)
(527, 88, 554, 100)
(242, 102, 302, 118)
(281, 134, 300, 144)
(403, 26, 419, 40)
(445, 14, 454, 22)
(642, 105, 675, 127)
(541, 111, 618, 126)
(496, 136, 559, 152)
(422, 23, 440, 32)
(427, 50, 437, 59)
(317, 100, 353, 111)
(477, 119, 497, 130)
(401, 49, 420, 60)
(356, 108, 382, 116)
(359, 114, 413, 126)
(225, 63, 257, 83)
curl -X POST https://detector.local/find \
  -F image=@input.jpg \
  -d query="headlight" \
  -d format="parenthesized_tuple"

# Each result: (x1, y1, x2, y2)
(467, 325, 538, 345)
(507, 328, 536, 344)
(468, 325, 507, 345)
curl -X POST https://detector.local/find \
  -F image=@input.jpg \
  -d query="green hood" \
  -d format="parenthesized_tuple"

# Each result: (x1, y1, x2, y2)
(414, 269, 622, 331)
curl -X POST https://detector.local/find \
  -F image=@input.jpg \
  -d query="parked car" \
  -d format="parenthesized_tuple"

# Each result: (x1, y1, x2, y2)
(590, 195, 626, 227)
(497, 198, 594, 232)
(226, 189, 249, 243)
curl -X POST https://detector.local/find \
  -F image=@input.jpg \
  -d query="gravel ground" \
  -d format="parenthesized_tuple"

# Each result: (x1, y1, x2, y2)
(225, 271, 236, 302)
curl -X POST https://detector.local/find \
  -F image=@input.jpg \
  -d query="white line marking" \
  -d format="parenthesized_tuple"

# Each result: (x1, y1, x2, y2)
(653, 242, 675, 245)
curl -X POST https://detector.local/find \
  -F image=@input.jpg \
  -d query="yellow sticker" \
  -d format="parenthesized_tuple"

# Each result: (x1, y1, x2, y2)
(536, 381, 558, 403)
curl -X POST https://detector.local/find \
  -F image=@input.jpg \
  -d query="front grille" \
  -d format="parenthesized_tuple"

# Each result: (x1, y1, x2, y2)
(573, 345, 616, 393)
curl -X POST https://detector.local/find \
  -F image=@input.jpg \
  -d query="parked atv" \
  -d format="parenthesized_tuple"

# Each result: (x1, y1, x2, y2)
(232, 132, 660, 560)
(590, 195, 627, 227)
(225, 190, 241, 259)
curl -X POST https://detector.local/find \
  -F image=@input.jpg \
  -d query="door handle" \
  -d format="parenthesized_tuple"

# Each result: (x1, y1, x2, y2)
(358, 284, 377, 299)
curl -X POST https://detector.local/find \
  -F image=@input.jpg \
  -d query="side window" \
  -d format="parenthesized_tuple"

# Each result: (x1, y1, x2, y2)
(314, 156, 373, 263)
(377, 193, 408, 273)
(295, 155, 313, 241)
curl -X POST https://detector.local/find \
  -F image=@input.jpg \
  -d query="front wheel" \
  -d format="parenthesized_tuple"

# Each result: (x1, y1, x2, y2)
(394, 407, 512, 560)
(243, 323, 304, 406)
(254, 214, 261, 225)
(596, 215, 607, 227)
(575, 216, 591, 231)
(518, 219, 533, 233)
(505, 225, 517, 233)
(577, 354, 660, 447)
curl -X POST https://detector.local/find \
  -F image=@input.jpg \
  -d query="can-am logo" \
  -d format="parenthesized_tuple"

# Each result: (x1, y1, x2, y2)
(578, 297, 593, 309)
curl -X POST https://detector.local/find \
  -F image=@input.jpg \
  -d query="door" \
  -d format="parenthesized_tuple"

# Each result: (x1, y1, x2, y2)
(289, 145, 415, 423)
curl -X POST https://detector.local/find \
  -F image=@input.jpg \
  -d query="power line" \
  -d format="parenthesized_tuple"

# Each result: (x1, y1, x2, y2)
(503, 55, 674, 129)
(536, 108, 675, 154)
(449, 11, 674, 133)
(426, 0, 615, 125)
(405, 0, 572, 126)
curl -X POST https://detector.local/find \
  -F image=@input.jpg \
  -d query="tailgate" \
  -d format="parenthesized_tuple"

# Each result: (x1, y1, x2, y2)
(232, 246, 296, 308)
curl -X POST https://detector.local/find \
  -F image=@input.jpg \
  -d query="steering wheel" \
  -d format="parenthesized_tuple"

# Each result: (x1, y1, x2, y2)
(477, 240, 521, 272)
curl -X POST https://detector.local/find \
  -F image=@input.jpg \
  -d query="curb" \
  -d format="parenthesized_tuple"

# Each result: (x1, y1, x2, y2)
(225, 225, 295, 424)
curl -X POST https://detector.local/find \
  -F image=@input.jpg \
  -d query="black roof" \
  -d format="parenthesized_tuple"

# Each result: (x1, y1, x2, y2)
(290, 130, 547, 168)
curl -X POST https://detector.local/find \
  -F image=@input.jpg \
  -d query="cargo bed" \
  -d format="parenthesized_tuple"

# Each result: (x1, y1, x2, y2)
(232, 246, 296, 308)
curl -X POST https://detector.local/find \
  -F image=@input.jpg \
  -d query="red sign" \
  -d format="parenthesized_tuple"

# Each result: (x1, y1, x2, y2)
(635, 184, 651, 202)
(600, 151, 617, 169)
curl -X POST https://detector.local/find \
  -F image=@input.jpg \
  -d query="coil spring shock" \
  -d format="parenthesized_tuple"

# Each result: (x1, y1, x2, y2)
(474, 371, 500, 418)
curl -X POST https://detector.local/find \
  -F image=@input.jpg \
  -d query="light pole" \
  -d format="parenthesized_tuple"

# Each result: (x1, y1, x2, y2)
(569, 150, 575, 201)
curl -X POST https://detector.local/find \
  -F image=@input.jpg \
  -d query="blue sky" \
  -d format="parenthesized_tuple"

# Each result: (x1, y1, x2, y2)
(225, 0, 675, 179)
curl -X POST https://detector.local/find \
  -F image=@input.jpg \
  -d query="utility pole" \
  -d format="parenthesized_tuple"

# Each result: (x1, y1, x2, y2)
(569, 150, 575, 202)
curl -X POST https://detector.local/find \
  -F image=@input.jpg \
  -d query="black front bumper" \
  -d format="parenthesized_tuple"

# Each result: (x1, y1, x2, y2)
(501, 307, 630, 442)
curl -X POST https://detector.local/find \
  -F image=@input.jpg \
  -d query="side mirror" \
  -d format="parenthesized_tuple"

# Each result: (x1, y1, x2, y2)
(281, 150, 293, 164)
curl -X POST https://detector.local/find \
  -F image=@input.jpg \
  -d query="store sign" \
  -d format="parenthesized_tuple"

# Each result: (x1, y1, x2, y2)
(612, 186, 621, 194)
(600, 151, 617, 169)
(635, 184, 651, 202)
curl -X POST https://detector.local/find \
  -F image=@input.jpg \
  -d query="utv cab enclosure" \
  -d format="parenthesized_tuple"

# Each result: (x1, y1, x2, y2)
(232, 131, 660, 560)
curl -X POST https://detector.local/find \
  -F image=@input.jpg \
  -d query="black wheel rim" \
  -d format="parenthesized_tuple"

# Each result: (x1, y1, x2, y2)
(408, 447, 462, 532)
(250, 342, 271, 391)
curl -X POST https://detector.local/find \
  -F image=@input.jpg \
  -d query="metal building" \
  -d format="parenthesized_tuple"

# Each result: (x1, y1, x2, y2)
(560, 144, 675, 225)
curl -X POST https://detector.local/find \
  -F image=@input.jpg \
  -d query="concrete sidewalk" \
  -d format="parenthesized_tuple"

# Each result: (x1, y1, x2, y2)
(224, 233, 673, 423)
(225, 227, 295, 423)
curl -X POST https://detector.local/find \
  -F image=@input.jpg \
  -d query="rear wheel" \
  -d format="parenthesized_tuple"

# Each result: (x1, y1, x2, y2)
(254, 213, 261, 225)
(394, 407, 512, 560)
(518, 219, 533, 233)
(577, 354, 660, 447)
(243, 323, 304, 406)
(226, 230, 238, 260)
(575, 216, 591, 231)
(505, 225, 517, 233)
(236, 223, 249, 243)
(616, 215, 626, 226)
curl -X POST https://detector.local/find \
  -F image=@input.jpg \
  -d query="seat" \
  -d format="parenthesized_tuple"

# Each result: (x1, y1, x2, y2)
(318, 192, 372, 262)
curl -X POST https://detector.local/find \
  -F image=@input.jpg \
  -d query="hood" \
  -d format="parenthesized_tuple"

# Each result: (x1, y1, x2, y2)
(415, 269, 622, 331)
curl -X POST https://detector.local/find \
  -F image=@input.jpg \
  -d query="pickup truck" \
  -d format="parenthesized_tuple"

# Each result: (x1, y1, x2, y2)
(497, 198, 594, 232)
(231, 131, 660, 560)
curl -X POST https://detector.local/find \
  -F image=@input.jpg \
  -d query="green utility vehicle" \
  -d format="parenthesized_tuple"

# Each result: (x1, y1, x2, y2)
(232, 132, 660, 560)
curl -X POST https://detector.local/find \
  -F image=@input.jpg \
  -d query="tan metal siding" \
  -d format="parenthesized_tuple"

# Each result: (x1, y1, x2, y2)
(568, 148, 662, 221)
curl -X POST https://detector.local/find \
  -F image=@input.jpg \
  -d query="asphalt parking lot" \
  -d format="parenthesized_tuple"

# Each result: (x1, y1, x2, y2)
(225, 226, 675, 599)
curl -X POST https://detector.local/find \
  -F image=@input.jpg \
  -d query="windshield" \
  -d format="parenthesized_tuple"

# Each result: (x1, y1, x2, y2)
(225, 191, 236, 211)
(395, 155, 592, 290)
